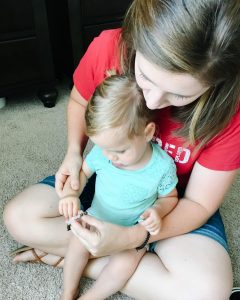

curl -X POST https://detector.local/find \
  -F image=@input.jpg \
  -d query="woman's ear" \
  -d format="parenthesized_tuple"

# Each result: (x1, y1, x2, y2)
(144, 122, 156, 142)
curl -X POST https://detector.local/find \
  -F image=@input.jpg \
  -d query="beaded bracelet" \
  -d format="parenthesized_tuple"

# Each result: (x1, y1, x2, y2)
(136, 231, 151, 251)
(66, 211, 88, 231)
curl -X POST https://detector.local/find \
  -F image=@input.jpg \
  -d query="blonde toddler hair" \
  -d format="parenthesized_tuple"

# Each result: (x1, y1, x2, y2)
(85, 75, 155, 138)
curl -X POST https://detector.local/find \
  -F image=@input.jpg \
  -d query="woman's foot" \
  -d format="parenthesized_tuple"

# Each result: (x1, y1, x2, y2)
(12, 248, 64, 267)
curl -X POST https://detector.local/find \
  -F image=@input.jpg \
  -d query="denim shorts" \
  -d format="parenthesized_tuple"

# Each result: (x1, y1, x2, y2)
(39, 175, 228, 252)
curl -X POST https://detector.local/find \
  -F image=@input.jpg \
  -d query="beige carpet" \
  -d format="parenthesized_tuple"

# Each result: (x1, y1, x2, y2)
(0, 82, 239, 300)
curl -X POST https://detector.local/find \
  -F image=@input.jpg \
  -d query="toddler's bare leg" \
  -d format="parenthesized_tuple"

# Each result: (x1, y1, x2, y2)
(61, 234, 90, 300)
(79, 248, 146, 300)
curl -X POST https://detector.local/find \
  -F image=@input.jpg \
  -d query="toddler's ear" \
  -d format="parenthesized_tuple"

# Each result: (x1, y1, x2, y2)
(144, 122, 156, 141)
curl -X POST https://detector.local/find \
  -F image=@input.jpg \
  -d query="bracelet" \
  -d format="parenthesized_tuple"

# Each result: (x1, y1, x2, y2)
(136, 231, 151, 251)
(66, 211, 88, 231)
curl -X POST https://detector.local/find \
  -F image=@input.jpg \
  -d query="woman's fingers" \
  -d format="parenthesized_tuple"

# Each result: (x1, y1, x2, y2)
(55, 152, 83, 195)
(71, 220, 89, 239)
(71, 215, 131, 257)
(71, 215, 106, 255)
(70, 170, 80, 191)
(72, 215, 102, 239)
(81, 214, 103, 227)
(70, 221, 98, 254)
(55, 172, 68, 197)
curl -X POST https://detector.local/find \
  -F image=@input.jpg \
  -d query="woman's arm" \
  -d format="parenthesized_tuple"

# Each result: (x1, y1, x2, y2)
(71, 162, 237, 256)
(156, 162, 237, 240)
(55, 86, 89, 196)
(152, 188, 178, 217)
(67, 86, 89, 156)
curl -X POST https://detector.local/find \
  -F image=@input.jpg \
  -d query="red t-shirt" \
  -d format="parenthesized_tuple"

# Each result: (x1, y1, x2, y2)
(73, 29, 240, 188)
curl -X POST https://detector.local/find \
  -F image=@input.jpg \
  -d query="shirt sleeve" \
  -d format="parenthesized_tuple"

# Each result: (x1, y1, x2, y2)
(197, 108, 240, 171)
(85, 145, 100, 173)
(158, 160, 178, 196)
(73, 29, 121, 101)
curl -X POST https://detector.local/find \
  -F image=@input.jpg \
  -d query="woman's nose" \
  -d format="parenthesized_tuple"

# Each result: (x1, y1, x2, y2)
(144, 89, 167, 106)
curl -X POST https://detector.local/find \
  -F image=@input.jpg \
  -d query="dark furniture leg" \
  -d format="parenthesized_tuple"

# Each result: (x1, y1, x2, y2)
(38, 88, 58, 108)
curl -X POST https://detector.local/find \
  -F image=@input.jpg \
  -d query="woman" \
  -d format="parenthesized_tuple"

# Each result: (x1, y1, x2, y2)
(4, 0, 240, 299)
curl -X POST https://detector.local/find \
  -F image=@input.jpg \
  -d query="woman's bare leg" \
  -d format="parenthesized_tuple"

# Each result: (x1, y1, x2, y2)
(3, 186, 233, 299)
(3, 184, 70, 264)
(83, 235, 232, 300)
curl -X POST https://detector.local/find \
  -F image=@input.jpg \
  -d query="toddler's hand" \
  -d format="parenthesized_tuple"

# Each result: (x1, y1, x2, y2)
(139, 207, 162, 235)
(59, 195, 80, 220)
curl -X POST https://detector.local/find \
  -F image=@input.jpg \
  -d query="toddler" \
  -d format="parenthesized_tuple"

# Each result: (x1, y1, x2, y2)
(59, 75, 178, 300)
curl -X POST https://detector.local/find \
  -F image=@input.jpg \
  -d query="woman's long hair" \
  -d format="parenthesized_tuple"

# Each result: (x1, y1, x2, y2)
(120, 0, 240, 148)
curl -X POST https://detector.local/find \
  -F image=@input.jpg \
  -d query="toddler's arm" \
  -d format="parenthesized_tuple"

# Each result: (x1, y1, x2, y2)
(59, 160, 93, 219)
(140, 188, 178, 235)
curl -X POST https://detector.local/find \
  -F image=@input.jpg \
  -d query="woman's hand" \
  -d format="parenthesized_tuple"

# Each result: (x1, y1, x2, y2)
(70, 214, 146, 257)
(55, 150, 83, 197)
